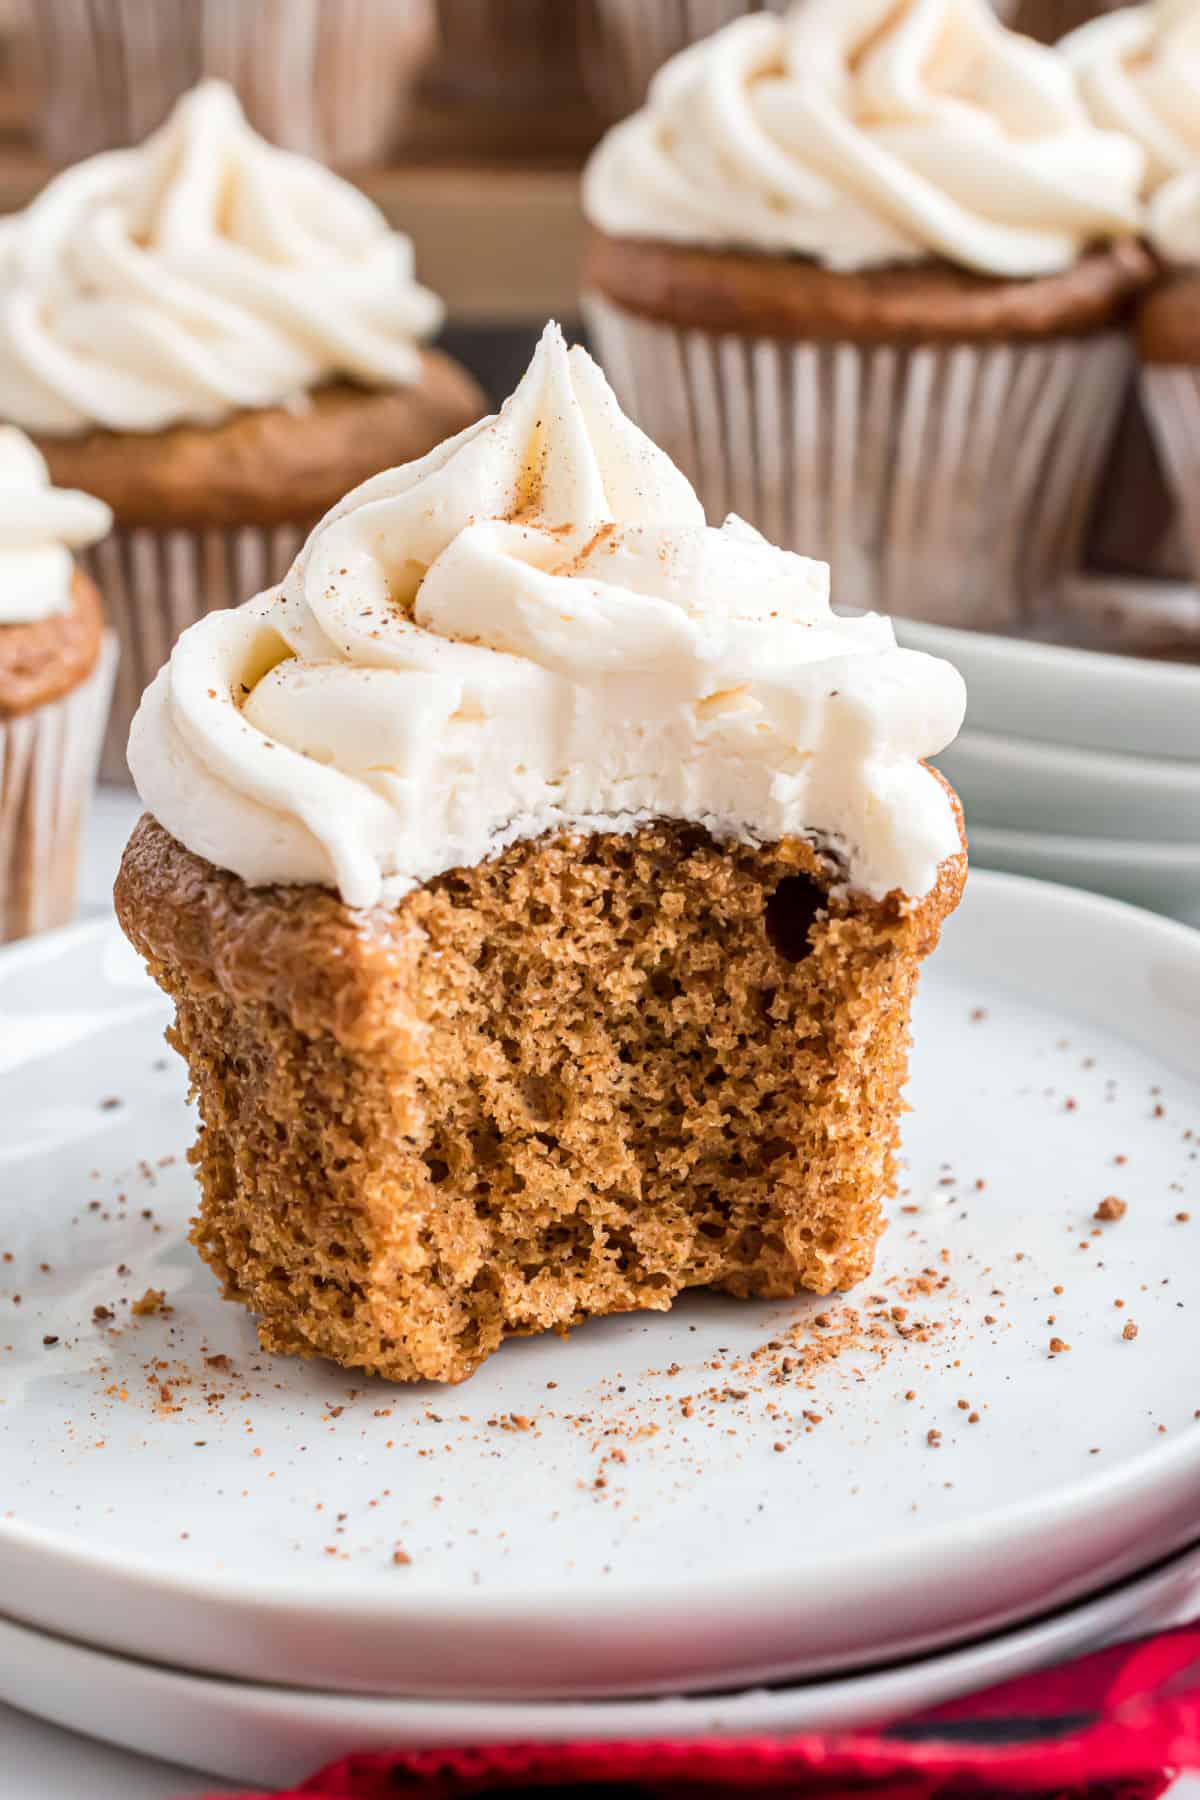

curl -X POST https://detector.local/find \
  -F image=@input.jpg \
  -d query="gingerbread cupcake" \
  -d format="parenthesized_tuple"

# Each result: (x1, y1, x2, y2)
(116, 324, 967, 1385)
(0, 81, 484, 780)
(0, 429, 114, 943)
(582, 0, 1151, 633)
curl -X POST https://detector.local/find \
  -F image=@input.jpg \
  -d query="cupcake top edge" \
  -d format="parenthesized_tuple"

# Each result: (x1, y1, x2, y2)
(0, 426, 111, 624)
(1062, 0, 1200, 199)
(0, 81, 444, 439)
(127, 323, 966, 914)
(582, 0, 1147, 281)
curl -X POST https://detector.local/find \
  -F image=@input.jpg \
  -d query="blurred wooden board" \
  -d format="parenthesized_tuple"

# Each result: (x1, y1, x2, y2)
(368, 162, 587, 324)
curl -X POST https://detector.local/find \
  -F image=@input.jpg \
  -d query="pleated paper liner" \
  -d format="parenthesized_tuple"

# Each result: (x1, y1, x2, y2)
(200, 0, 435, 165)
(84, 521, 310, 786)
(583, 293, 1130, 633)
(28, 0, 435, 164)
(1085, 383, 1194, 584)
(1141, 367, 1200, 594)
(0, 632, 115, 946)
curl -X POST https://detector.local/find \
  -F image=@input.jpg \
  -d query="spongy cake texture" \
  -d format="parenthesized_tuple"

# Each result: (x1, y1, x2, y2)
(116, 812, 964, 1384)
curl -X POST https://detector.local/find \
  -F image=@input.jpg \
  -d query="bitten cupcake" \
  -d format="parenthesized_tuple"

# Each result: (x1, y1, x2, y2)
(0, 81, 484, 780)
(582, 0, 1152, 633)
(115, 324, 966, 1386)
(0, 428, 114, 943)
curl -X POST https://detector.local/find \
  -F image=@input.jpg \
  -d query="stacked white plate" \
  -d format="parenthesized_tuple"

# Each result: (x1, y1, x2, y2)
(897, 599, 1200, 924)
(3, 813, 1200, 1786)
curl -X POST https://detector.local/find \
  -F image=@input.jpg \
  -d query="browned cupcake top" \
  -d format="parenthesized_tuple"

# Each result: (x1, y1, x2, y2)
(1137, 268, 1200, 365)
(585, 233, 1158, 345)
(0, 566, 104, 718)
(34, 353, 486, 533)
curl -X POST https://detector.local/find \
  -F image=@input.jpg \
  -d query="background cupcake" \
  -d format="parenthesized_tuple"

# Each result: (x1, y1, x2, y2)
(0, 80, 484, 780)
(1066, 0, 1200, 592)
(0, 428, 113, 942)
(27, 0, 436, 167)
(582, 0, 1151, 633)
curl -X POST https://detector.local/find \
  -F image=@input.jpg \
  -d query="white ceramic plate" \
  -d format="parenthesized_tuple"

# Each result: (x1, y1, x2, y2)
(1, 1546, 1198, 1790)
(936, 728, 1200, 842)
(970, 825, 1200, 923)
(895, 614, 1200, 758)
(2, 875, 1200, 1701)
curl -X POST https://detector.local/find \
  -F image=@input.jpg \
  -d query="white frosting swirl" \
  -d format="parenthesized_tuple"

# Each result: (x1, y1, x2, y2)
(0, 427, 111, 622)
(0, 81, 443, 436)
(582, 0, 1145, 277)
(129, 325, 965, 909)
(1063, 0, 1200, 196)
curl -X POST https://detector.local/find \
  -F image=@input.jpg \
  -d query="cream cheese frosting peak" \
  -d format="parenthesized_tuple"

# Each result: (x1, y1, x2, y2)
(129, 324, 965, 909)
(0, 80, 443, 436)
(1064, 0, 1200, 197)
(582, 0, 1145, 277)
(0, 427, 111, 622)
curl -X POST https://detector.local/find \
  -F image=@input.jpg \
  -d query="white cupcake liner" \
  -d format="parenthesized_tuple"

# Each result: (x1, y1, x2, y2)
(583, 294, 1131, 632)
(1085, 381, 1194, 583)
(1140, 366, 1200, 592)
(585, 0, 786, 114)
(0, 631, 116, 946)
(83, 521, 310, 785)
(29, 0, 435, 165)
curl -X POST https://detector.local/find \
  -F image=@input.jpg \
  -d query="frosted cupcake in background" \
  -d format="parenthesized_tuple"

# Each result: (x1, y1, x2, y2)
(582, 0, 1152, 633)
(0, 82, 483, 781)
(0, 429, 114, 943)
(1064, 0, 1200, 596)
(27, 0, 436, 167)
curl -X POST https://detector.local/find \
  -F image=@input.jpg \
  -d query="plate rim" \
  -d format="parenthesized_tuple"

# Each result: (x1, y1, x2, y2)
(0, 1537, 1197, 1788)
(2, 867, 1200, 1626)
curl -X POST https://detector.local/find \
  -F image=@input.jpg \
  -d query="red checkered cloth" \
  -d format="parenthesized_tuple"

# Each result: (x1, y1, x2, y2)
(211, 1625, 1200, 1800)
